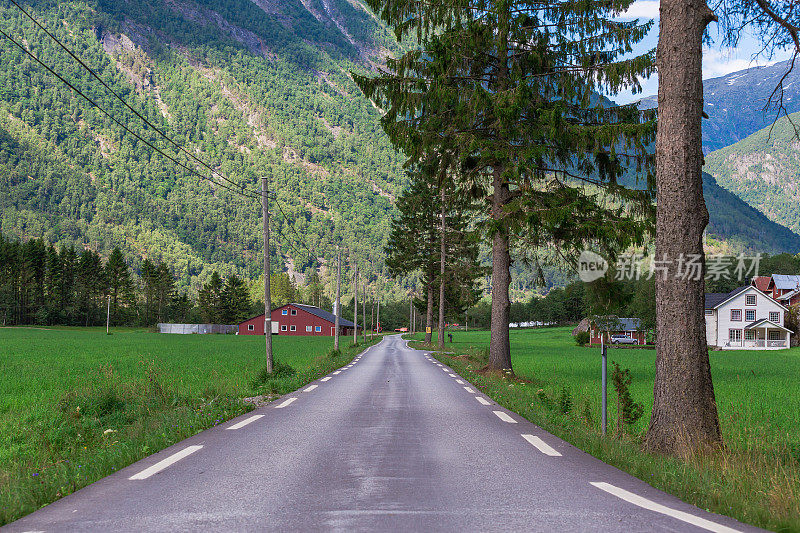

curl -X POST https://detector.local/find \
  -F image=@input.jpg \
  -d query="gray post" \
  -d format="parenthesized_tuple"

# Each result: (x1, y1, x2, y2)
(334, 249, 341, 350)
(601, 341, 608, 435)
(106, 294, 111, 335)
(262, 176, 273, 373)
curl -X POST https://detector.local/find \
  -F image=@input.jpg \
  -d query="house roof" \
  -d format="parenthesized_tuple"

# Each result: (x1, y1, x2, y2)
(744, 318, 793, 333)
(239, 303, 359, 328)
(291, 303, 358, 328)
(589, 316, 641, 331)
(752, 276, 771, 292)
(777, 287, 800, 301)
(772, 274, 800, 291)
(706, 285, 789, 311)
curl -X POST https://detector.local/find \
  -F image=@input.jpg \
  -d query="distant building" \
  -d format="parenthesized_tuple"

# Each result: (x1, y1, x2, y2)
(706, 286, 791, 349)
(753, 274, 800, 307)
(587, 317, 646, 345)
(158, 323, 238, 335)
(239, 303, 359, 336)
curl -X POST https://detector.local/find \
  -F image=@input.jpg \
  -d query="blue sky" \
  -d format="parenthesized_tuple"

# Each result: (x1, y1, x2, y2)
(613, 0, 794, 104)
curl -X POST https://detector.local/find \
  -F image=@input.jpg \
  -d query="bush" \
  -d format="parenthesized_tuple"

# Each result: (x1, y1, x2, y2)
(575, 330, 590, 346)
(611, 362, 644, 434)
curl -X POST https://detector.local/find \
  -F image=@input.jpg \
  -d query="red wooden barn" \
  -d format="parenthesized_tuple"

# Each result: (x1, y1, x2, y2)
(238, 303, 359, 336)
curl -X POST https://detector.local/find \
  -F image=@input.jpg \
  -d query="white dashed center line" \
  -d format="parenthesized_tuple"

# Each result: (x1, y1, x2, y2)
(493, 411, 516, 423)
(275, 397, 297, 408)
(304, 385, 318, 392)
(129, 445, 203, 480)
(521, 434, 561, 456)
(463, 386, 475, 393)
(475, 396, 491, 406)
(590, 482, 741, 533)
(320, 377, 332, 382)
(226, 415, 264, 430)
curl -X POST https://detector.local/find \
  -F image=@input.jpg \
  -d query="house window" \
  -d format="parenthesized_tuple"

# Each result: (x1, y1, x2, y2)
(291, 309, 297, 316)
(746, 294, 756, 306)
(705, 310, 713, 315)
(770, 311, 780, 323)
(315, 326, 321, 332)
(290, 325, 296, 331)
(745, 309, 756, 322)
(769, 330, 783, 341)
(306, 325, 312, 332)
(744, 330, 754, 341)
(247, 324, 254, 331)
(282, 310, 288, 315)
(281, 325, 287, 331)
(729, 329, 742, 342)
(730, 309, 742, 321)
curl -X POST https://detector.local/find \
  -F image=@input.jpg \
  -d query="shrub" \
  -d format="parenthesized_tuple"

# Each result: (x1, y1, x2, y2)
(575, 331, 590, 346)
(611, 362, 644, 434)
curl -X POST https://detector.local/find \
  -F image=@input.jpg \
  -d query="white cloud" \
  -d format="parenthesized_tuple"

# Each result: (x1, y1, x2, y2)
(619, 1, 659, 20)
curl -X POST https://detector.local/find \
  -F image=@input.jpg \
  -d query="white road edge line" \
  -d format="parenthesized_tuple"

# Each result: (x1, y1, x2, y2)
(475, 396, 491, 406)
(129, 445, 203, 480)
(333, 371, 341, 375)
(448, 374, 456, 377)
(456, 379, 464, 384)
(275, 397, 297, 408)
(320, 377, 332, 382)
(304, 385, 318, 392)
(493, 410, 516, 423)
(226, 414, 264, 430)
(521, 434, 562, 456)
(464, 386, 475, 393)
(590, 482, 741, 533)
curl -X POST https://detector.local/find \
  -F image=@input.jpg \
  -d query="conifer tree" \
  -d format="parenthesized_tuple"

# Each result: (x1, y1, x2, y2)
(105, 247, 134, 325)
(222, 275, 251, 323)
(357, 0, 656, 371)
(198, 271, 224, 323)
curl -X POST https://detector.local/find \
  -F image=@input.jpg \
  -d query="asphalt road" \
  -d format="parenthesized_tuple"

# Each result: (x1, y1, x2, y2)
(6, 335, 760, 532)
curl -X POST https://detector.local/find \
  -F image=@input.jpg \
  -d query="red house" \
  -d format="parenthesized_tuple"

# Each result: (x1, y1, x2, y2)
(754, 274, 800, 307)
(238, 303, 359, 336)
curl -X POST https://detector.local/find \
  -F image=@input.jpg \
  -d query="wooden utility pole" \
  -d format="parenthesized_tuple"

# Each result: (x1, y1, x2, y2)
(376, 272, 381, 336)
(106, 294, 111, 335)
(262, 175, 273, 373)
(353, 261, 358, 345)
(362, 280, 367, 343)
(334, 248, 341, 351)
(438, 185, 446, 349)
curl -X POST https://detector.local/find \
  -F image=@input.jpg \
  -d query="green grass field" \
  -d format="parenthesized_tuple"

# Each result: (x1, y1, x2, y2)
(412, 327, 800, 531)
(0, 327, 375, 525)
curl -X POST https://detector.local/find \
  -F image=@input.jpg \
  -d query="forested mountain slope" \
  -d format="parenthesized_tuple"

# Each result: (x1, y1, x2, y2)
(705, 111, 800, 239)
(638, 60, 800, 154)
(0, 0, 405, 291)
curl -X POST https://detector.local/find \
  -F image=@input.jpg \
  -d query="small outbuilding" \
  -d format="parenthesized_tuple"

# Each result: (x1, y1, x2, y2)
(239, 303, 359, 336)
(587, 317, 646, 345)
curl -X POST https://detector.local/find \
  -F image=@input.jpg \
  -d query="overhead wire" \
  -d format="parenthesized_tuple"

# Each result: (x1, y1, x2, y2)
(0, 26, 266, 201)
(6, 0, 263, 197)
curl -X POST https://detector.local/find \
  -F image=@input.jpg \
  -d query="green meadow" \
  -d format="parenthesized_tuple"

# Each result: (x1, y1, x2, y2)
(0, 327, 374, 525)
(412, 327, 800, 531)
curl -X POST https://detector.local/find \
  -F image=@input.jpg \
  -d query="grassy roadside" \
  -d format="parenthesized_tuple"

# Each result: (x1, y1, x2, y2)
(0, 328, 381, 525)
(408, 328, 800, 532)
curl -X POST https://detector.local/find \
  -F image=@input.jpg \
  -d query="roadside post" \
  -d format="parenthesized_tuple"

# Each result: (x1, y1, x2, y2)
(601, 335, 607, 435)
(106, 295, 111, 335)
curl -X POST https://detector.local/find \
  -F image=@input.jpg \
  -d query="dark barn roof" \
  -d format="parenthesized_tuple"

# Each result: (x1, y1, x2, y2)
(292, 303, 358, 328)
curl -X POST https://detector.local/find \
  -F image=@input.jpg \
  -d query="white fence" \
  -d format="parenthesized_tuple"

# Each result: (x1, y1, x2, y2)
(158, 323, 239, 335)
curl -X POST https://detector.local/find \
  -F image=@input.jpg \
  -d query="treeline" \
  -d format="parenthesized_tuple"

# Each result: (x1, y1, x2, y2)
(0, 235, 190, 327)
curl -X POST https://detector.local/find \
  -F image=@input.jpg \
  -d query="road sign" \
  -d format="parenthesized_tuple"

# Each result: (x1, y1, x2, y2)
(426, 327, 432, 334)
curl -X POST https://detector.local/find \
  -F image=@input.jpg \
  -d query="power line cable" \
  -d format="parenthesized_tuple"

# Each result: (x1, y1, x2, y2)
(0, 25, 264, 201)
(7, 0, 261, 197)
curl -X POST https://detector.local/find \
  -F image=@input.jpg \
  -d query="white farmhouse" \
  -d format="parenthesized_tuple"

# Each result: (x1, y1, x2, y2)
(705, 286, 792, 349)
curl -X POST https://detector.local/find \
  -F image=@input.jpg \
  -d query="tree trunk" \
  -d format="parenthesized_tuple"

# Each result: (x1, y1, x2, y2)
(425, 279, 434, 344)
(646, 0, 722, 456)
(438, 185, 446, 349)
(489, 167, 512, 371)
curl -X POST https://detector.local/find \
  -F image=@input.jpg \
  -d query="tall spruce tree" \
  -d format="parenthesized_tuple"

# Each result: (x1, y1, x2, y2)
(222, 275, 251, 323)
(357, 0, 656, 371)
(385, 170, 483, 344)
(105, 248, 134, 326)
(198, 271, 224, 323)
(645, 1, 800, 456)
